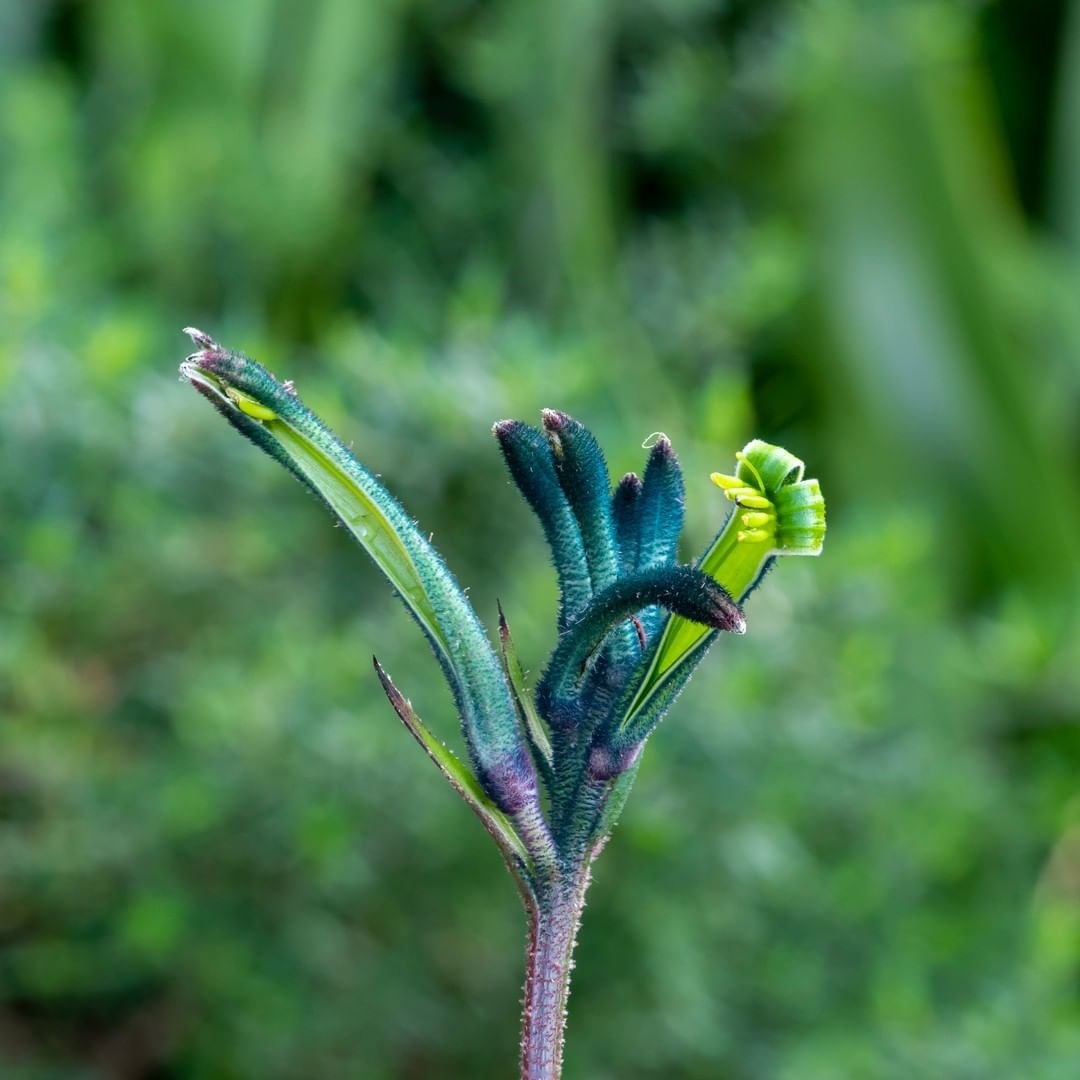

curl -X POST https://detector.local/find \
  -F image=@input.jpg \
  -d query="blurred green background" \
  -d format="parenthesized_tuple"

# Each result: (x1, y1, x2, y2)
(2, 1, 1080, 1077)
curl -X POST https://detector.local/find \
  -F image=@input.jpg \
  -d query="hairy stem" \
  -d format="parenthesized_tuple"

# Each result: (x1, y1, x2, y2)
(520, 868, 592, 1080)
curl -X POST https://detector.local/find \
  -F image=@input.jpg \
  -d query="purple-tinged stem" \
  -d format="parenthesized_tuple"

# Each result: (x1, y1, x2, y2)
(520, 869, 592, 1080)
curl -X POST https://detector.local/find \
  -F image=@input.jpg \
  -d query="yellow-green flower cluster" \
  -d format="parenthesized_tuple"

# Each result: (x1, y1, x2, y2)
(624, 440, 826, 732)
(709, 440, 826, 563)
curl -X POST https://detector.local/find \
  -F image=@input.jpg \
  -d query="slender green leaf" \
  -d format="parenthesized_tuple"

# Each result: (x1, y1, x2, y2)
(373, 659, 534, 893)
(179, 331, 545, 827)
(497, 602, 554, 785)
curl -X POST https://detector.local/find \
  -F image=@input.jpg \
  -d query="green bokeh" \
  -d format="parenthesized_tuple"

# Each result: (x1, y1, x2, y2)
(2, 1, 1079, 1077)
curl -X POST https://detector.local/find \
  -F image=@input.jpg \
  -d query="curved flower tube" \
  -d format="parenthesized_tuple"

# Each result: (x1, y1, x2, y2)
(616, 439, 826, 740)
(178, 329, 555, 874)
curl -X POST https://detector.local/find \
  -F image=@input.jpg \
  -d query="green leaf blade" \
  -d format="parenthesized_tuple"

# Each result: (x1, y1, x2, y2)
(373, 659, 534, 889)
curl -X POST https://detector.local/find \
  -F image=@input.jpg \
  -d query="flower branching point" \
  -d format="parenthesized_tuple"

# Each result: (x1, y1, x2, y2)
(178, 329, 826, 1080)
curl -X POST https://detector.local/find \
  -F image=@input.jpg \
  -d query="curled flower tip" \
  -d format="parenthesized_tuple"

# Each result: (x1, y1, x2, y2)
(710, 440, 825, 558)
(774, 477, 825, 555)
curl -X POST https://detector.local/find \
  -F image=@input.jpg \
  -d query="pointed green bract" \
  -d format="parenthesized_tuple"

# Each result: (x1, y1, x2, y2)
(373, 659, 534, 891)
(498, 601, 556, 793)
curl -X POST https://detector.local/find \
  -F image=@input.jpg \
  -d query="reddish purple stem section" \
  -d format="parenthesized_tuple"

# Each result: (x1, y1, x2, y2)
(520, 871, 592, 1080)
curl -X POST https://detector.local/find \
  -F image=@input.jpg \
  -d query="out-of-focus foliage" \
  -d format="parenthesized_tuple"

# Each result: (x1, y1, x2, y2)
(2, 0, 1079, 1076)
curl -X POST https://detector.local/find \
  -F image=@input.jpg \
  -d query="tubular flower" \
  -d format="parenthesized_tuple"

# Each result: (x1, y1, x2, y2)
(709, 440, 826, 561)
(696, 440, 826, 610)
(616, 441, 826, 744)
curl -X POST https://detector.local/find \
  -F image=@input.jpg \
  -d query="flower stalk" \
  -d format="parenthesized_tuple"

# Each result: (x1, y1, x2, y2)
(520, 866, 593, 1080)
(178, 329, 825, 1079)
